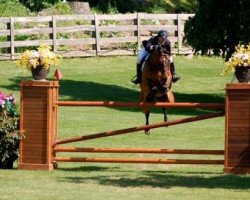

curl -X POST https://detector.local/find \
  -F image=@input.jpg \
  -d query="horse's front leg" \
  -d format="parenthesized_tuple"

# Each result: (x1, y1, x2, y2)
(145, 111, 150, 135)
(162, 108, 168, 122)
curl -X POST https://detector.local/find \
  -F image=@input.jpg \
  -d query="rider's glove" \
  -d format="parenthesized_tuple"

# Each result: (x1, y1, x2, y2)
(150, 45, 159, 51)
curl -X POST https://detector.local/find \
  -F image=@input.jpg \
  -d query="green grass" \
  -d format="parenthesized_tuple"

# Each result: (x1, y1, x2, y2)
(1, 56, 250, 200)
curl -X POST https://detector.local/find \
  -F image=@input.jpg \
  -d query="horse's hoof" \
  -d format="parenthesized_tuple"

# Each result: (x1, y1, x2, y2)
(144, 129, 151, 135)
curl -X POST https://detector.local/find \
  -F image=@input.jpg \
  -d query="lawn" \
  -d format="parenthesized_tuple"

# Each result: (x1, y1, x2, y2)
(0, 55, 250, 200)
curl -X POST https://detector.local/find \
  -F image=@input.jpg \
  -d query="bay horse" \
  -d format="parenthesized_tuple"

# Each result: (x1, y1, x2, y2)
(140, 46, 175, 134)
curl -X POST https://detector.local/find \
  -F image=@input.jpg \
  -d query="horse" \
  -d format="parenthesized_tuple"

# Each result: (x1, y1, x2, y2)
(140, 46, 175, 134)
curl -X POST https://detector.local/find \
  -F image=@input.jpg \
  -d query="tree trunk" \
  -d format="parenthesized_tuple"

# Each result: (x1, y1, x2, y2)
(68, 1, 90, 14)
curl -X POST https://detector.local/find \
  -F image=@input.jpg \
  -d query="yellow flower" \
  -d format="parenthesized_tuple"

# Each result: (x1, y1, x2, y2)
(15, 43, 62, 71)
(222, 43, 250, 75)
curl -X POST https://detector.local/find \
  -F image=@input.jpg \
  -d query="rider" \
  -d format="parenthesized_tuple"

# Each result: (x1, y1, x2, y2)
(131, 30, 180, 84)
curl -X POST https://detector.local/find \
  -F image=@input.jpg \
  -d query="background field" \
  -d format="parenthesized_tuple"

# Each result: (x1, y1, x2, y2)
(1, 55, 250, 200)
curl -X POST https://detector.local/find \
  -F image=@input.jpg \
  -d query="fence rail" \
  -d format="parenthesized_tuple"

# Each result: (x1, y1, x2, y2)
(0, 13, 194, 60)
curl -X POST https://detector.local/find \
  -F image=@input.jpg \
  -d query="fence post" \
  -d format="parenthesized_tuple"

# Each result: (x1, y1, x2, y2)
(177, 14, 182, 54)
(224, 83, 250, 174)
(52, 15, 57, 53)
(10, 17, 15, 60)
(18, 81, 59, 171)
(136, 13, 141, 54)
(94, 14, 100, 56)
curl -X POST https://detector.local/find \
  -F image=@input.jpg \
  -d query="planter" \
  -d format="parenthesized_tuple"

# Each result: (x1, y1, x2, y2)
(224, 84, 250, 174)
(0, 157, 15, 169)
(234, 66, 250, 83)
(31, 66, 50, 81)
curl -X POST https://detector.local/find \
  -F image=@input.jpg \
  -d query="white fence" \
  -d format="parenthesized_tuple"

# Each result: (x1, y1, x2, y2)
(0, 13, 194, 60)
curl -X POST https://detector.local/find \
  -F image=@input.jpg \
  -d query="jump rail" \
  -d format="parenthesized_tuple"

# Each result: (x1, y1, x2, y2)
(55, 101, 225, 109)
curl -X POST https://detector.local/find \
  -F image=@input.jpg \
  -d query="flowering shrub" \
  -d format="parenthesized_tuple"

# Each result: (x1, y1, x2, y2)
(15, 43, 62, 70)
(0, 92, 20, 169)
(0, 92, 18, 117)
(222, 43, 250, 75)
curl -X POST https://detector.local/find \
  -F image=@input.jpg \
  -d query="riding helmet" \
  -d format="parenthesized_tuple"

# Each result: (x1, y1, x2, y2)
(157, 30, 168, 38)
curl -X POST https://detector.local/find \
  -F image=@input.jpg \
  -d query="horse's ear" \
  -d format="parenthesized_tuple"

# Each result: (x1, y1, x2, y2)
(156, 46, 162, 52)
(163, 49, 170, 55)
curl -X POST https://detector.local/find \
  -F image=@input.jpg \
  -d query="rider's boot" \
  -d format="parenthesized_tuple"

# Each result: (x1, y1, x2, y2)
(170, 62, 181, 83)
(131, 63, 142, 84)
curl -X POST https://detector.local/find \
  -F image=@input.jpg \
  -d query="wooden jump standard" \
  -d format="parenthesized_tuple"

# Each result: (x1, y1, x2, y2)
(18, 81, 250, 174)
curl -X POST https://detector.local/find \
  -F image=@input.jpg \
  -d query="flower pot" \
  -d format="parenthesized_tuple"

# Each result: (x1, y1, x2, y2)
(235, 67, 250, 83)
(0, 159, 14, 169)
(31, 66, 49, 81)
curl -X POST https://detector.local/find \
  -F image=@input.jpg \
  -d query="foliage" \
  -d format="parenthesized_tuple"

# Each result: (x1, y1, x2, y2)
(37, 1, 73, 15)
(146, 0, 198, 13)
(15, 43, 62, 70)
(184, 0, 250, 61)
(222, 43, 250, 75)
(0, 0, 29, 17)
(87, 0, 198, 14)
(0, 92, 20, 169)
(19, 0, 60, 12)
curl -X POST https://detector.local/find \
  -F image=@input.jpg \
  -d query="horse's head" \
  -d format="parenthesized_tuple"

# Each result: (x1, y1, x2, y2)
(149, 46, 170, 69)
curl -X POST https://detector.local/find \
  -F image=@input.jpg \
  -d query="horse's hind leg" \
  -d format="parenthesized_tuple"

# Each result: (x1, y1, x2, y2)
(145, 111, 150, 135)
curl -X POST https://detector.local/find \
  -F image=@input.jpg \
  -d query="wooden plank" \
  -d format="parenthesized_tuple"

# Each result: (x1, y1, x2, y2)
(100, 36, 137, 44)
(141, 25, 177, 32)
(57, 38, 95, 45)
(13, 16, 52, 23)
(54, 157, 224, 165)
(54, 146, 224, 155)
(57, 25, 95, 33)
(97, 13, 137, 20)
(0, 41, 11, 49)
(138, 13, 178, 20)
(0, 30, 10, 35)
(56, 50, 96, 57)
(14, 40, 53, 47)
(227, 127, 250, 136)
(0, 17, 10, 23)
(14, 27, 52, 35)
(55, 14, 95, 21)
(97, 49, 135, 56)
(227, 143, 250, 148)
(98, 25, 137, 32)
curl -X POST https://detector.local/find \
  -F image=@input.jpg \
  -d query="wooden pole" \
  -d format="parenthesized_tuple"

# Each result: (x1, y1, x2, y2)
(54, 146, 224, 155)
(55, 101, 225, 110)
(54, 157, 224, 165)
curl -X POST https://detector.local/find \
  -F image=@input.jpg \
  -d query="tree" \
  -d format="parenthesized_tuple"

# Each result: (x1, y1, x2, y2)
(19, 0, 59, 12)
(184, 0, 250, 60)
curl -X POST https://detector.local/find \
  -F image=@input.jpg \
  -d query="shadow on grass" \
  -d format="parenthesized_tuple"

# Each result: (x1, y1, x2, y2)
(3, 77, 225, 116)
(58, 166, 250, 189)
